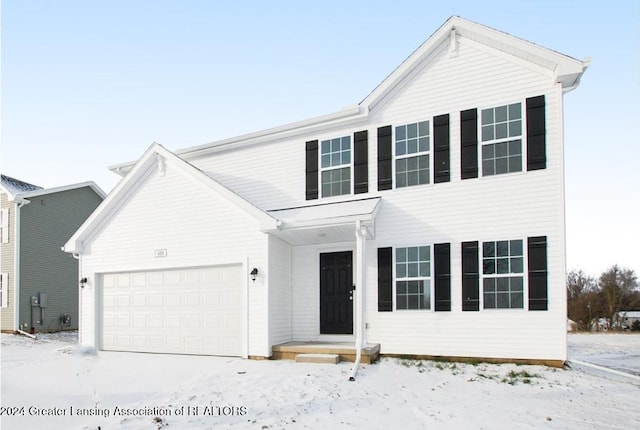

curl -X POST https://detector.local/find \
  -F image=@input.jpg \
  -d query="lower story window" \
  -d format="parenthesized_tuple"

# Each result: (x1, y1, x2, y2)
(396, 246, 431, 310)
(482, 239, 524, 309)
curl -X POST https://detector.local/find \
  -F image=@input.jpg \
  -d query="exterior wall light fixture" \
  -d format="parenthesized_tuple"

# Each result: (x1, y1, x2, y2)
(250, 268, 258, 282)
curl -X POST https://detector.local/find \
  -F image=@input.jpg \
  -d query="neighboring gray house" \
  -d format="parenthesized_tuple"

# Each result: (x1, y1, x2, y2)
(1, 175, 105, 333)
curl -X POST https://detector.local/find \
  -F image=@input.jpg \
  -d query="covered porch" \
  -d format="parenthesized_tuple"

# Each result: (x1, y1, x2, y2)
(265, 197, 382, 368)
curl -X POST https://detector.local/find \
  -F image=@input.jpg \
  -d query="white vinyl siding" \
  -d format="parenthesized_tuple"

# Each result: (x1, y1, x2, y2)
(362, 39, 566, 361)
(289, 39, 566, 362)
(80, 27, 570, 363)
(78, 164, 269, 357)
(268, 235, 292, 347)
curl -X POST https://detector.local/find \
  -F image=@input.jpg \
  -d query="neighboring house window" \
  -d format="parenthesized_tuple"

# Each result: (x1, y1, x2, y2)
(482, 239, 524, 309)
(0, 273, 8, 308)
(1, 208, 8, 243)
(395, 121, 430, 187)
(320, 135, 351, 197)
(396, 246, 431, 310)
(481, 103, 522, 176)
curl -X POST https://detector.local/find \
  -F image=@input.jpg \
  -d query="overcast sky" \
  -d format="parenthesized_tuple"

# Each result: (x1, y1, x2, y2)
(1, 1, 638, 277)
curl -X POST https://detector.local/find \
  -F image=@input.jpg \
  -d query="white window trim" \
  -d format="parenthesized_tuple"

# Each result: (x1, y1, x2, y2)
(1, 208, 9, 243)
(479, 238, 527, 311)
(319, 135, 353, 199)
(393, 245, 433, 311)
(1, 273, 8, 308)
(478, 99, 527, 177)
(392, 120, 434, 190)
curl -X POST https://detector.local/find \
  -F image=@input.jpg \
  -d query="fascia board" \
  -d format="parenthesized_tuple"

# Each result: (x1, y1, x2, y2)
(454, 17, 586, 81)
(63, 145, 161, 253)
(360, 17, 454, 110)
(109, 105, 366, 174)
(19, 182, 107, 200)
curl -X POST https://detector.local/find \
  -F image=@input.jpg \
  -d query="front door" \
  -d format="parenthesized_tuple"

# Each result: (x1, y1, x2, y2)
(320, 251, 353, 334)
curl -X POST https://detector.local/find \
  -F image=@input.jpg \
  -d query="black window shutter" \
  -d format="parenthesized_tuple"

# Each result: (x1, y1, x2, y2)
(526, 95, 546, 171)
(460, 109, 478, 179)
(528, 236, 548, 310)
(377, 247, 393, 312)
(433, 114, 450, 184)
(305, 140, 318, 200)
(434, 243, 451, 311)
(461, 241, 479, 311)
(377, 126, 392, 191)
(354, 130, 368, 194)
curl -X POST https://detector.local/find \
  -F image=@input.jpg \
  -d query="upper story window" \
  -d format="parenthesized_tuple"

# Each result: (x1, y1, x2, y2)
(482, 239, 524, 309)
(481, 103, 522, 176)
(395, 121, 430, 188)
(396, 246, 431, 310)
(320, 136, 351, 197)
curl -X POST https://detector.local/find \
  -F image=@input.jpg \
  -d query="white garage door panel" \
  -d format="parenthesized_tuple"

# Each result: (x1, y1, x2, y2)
(101, 265, 243, 356)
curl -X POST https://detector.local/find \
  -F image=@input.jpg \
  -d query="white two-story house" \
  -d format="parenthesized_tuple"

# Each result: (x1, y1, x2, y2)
(64, 16, 588, 367)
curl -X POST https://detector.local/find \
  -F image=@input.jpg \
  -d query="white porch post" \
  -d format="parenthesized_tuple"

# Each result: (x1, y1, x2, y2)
(350, 220, 368, 380)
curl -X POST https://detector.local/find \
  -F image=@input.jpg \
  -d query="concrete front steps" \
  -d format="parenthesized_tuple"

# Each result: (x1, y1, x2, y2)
(295, 353, 340, 364)
(272, 341, 381, 364)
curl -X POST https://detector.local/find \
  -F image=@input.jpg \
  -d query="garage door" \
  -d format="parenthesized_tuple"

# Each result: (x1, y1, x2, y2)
(101, 265, 243, 356)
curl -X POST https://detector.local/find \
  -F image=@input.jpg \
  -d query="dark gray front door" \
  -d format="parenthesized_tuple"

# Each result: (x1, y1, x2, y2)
(320, 251, 353, 334)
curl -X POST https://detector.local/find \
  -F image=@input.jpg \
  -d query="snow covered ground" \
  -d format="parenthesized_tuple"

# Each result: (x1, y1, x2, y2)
(1, 332, 638, 430)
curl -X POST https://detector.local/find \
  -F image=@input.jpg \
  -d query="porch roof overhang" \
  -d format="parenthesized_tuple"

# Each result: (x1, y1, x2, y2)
(266, 197, 381, 246)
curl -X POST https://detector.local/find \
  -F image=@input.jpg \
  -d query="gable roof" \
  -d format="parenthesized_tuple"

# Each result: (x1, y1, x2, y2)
(18, 182, 106, 200)
(1, 174, 42, 197)
(360, 15, 589, 110)
(108, 15, 589, 173)
(1, 174, 105, 202)
(64, 143, 279, 254)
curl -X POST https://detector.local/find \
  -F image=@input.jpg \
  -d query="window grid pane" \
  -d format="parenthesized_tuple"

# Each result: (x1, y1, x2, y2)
(395, 121, 430, 188)
(482, 240, 524, 309)
(481, 102, 523, 176)
(396, 246, 431, 310)
(321, 167, 350, 198)
(320, 135, 351, 197)
(396, 155, 429, 188)
(482, 140, 522, 176)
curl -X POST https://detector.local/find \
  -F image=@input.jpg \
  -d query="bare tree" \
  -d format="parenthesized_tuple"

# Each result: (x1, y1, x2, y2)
(599, 265, 639, 330)
(567, 270, 598, 330)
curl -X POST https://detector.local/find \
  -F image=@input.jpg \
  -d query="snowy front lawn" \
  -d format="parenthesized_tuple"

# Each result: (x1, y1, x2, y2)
(1, 333, 638, 430)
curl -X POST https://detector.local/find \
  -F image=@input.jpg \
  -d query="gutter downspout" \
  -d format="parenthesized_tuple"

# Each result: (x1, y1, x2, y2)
(13, 198, 30, 331)
(349, 221, 367, 381)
